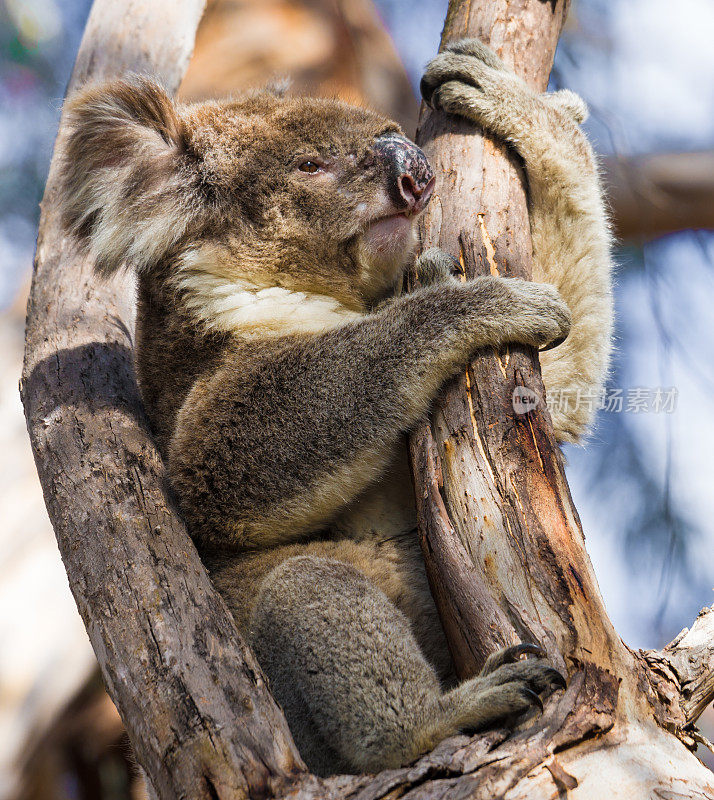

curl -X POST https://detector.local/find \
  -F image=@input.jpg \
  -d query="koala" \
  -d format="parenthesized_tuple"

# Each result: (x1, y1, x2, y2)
(59, 39, 612, 776)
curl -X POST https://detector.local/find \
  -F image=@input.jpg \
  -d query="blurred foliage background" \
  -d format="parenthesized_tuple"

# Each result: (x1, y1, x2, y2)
(1, 0, 713, 797)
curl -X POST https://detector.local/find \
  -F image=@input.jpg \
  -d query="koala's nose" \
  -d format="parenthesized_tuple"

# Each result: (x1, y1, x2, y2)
(372, 134, 435, 215)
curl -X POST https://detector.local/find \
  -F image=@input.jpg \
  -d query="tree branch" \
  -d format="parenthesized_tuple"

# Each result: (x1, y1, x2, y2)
(644, 606, 714, 727)
(405, 1, 714, 795)
(605, 151, 714, 241)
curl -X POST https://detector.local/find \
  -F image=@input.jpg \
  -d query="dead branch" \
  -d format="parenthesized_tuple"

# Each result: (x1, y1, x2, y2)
(644, 606, 714, 727)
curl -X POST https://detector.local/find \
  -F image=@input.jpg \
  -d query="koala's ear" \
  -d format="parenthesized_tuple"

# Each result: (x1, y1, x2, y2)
(60, 77, 200, 276)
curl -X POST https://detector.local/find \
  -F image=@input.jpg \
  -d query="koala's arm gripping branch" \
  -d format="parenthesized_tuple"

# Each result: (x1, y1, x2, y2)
(172, 279, 568, 551)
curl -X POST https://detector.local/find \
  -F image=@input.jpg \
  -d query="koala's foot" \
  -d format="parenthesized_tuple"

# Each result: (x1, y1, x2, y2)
(497, 277, 571, 351)
(251, 557, 566, 776)
(436, 644, 566, 735)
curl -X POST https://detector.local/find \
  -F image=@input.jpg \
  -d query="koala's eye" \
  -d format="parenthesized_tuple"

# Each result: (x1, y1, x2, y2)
(298, 160, 321, 174)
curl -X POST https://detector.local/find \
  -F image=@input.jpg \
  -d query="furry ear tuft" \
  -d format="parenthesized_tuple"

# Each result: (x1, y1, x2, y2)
(59, 76, 200, 276)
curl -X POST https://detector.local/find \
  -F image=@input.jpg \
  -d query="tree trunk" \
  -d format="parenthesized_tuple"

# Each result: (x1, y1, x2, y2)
(21, 0, 714, 797)
(410, 0, 608, 689)
(406, 0, 714, 796)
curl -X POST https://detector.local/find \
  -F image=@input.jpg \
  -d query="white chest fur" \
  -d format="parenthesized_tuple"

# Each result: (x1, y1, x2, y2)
(175, 250, 360, 337)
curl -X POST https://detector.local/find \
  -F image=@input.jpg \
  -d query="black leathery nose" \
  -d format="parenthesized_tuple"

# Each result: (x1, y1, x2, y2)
(372, 134, 434, 211)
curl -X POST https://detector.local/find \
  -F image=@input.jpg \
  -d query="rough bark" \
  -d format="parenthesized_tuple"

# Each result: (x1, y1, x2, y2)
(21, 0, 714, 797)
(644, 607, 714, 730)
(405, 1, 714, 797)
(20, 2, 305, 798)
(410, 0, 613, 682)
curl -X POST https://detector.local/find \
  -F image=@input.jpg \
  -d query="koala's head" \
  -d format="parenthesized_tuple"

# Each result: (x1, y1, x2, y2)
(60, 77, 434, 309)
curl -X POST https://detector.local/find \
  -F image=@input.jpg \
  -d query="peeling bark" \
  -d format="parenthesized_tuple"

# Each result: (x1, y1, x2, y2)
(643, 606, 714, 742)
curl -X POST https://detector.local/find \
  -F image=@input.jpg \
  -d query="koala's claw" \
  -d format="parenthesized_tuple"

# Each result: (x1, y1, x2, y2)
(440, 647, 566, 739)
(480, 642, 545, 675)
(480, 650, 567, 705)
(421, 38, 513, 111)
(507, 642, 546, 660)
(540, 334, 568, 352)
(513, 280, 572, 350)
(519, 686, 544, 713)
(543, 667, 568, 691)
(487, 658, 565, 690)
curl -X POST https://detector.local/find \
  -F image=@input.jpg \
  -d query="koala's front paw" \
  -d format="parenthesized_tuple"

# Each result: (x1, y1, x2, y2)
(420, 38, 530, 125)
(544, 89, 589, 125)
(415, 247, 462, 287)
(502, 278, 572, 351)
(421, 39, 505, 108)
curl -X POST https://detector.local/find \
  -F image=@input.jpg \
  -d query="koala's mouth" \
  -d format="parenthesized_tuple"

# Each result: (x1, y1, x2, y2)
(356, 171, 433, 261)
(364, 212, 412, 245)
(357, 212, 417, 267)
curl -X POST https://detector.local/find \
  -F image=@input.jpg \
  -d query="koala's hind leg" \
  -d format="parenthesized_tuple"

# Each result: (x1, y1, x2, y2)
(250, 555, 441, 775)
(250, 555, 562, 775)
